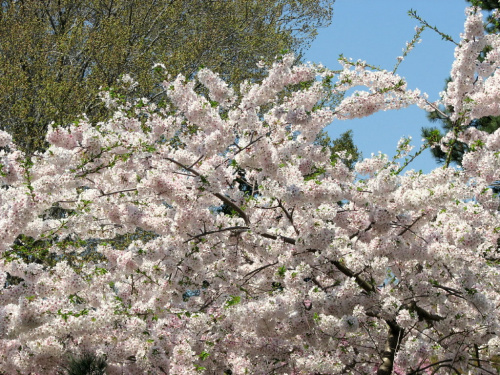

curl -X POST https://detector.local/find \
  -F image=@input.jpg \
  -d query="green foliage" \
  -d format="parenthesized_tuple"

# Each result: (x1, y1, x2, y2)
(277, 266, 287, 277)
(225, 295, 241, 308)
(422, 93, 500, 167)
(315, 129, 362, 170)
(0, 0, 335, 155)
(199, 350, 210, 361)
(61, 352, 107, 375)
(5, 233, 105, 269)
(467, 0, 499, 11)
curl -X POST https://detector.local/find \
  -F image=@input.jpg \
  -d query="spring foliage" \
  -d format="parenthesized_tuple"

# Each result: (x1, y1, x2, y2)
(0, 0, 334, 155)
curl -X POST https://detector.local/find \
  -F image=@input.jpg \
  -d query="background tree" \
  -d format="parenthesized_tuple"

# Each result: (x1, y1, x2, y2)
(470, 0, 499, 13)
(315, 129, 361, 170)
(0, 0, 335, 155)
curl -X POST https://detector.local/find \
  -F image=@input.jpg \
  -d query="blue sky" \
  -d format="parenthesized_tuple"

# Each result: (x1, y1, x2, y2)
(305, 0, 471, 173)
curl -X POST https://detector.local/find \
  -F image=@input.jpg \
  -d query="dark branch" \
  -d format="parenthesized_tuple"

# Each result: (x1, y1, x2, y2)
(259, 232, 296, 245)
(184, 226, 249, 243)
(213, 193, 250, 225)
(278, 199, 300, 235)
(397, 214, 424, 237)
(407, 301, 445, 322)
(377, 320, 403, 375)
(164, 156, 250, 225)
(244, 261, 279, 279)
(331, 260, 376, 294)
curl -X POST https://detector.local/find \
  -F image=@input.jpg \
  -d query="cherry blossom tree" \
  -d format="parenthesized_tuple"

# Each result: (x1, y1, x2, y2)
(1, 6, 500, 375)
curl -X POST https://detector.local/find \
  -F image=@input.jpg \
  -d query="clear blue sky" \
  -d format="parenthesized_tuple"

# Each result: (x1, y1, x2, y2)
(305, 0, 471, 173)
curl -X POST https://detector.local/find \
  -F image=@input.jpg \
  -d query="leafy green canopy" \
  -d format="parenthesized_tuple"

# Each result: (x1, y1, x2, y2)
(0, 0, 334, 155)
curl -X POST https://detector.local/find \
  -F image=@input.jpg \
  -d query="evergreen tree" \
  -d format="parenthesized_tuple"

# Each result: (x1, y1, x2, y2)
(61, 352, 107, 375)
(315, 129, 362, 171)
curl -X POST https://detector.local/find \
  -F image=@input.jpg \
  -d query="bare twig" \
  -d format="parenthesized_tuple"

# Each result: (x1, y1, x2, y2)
(278, 199, 300, 235)
(165, 156, 251, 225)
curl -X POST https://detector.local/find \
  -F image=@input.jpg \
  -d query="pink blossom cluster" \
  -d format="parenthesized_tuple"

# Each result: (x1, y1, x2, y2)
(333, 59, 430, 120)
(0, 7, 500, 375)
(444, 7, 500, 123)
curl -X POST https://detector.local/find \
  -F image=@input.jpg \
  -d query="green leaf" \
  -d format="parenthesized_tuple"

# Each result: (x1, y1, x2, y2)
(199, 351, 210, 360)
(225, 295, 241, 308)
(277, 266, 286, 277)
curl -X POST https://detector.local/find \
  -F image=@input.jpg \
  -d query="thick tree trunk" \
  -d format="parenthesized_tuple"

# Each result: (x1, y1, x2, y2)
(377, 320, 403, 375)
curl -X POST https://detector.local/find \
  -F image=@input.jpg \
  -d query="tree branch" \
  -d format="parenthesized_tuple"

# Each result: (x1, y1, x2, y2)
(278, 199, 300, 235)
(164, 156, 250, 225)
(377, 320, 403, 375)
(397, 214, 424, 237)
(243, 261, 279, 280)
(259, 232, 296, 245)
(407, 301, 445, 322)
(184, 226, 249, 243)
(331, 260, 376, 294)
